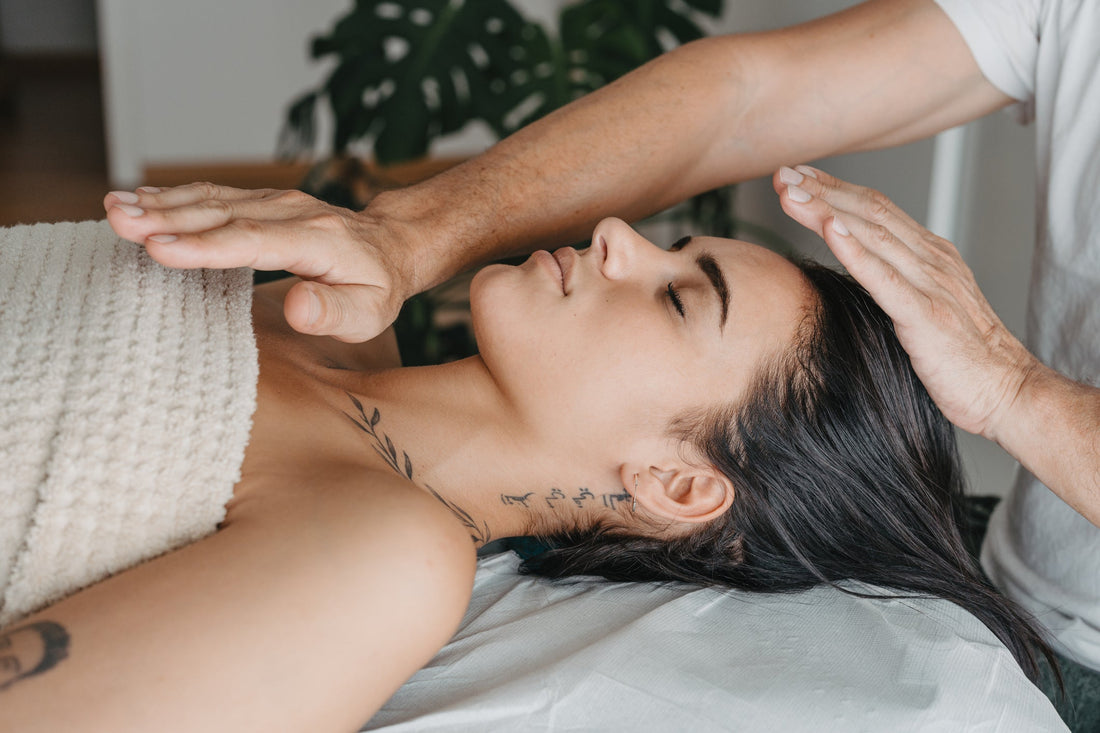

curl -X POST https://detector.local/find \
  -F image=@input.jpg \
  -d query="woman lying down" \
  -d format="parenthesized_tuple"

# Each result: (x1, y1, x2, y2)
(0, 199, 1055, 730)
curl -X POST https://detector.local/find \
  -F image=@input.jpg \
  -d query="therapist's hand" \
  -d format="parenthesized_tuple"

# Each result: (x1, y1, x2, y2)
(771, 165, 1039, 442)
(104, 183, 414, 342)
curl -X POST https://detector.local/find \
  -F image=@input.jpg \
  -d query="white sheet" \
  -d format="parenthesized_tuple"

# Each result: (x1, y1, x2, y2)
(364, 553, 1065, 732)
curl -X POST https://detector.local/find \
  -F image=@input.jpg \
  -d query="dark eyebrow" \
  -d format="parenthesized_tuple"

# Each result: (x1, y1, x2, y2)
(696, 252, 730, 330)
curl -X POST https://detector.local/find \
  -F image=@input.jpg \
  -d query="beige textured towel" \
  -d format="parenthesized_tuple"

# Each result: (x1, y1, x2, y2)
(0, 220, 257, 626)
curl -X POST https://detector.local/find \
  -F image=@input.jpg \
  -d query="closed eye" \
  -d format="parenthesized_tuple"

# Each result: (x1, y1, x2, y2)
(667, 282, 685, 317)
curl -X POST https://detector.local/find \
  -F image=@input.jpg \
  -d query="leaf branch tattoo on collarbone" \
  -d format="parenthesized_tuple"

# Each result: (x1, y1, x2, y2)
(344, 393, 491, 545)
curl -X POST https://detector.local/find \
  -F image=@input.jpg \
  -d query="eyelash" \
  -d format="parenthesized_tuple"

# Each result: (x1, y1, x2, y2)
(666, 282, 685, 317)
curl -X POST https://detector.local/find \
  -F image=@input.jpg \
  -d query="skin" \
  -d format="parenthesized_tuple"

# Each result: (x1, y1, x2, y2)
(0, 223, 811, 731)
(99, 0, 1100, 529)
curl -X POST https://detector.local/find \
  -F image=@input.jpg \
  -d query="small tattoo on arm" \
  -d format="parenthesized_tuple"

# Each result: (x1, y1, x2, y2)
(0, 620, 70, 692)
(344, 394, 491, 546)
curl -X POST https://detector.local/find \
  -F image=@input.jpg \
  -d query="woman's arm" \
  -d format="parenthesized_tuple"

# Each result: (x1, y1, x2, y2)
(0, 473, 475, 732)
(105, 0, 1012, 342)
(774, 166, 1100, 528)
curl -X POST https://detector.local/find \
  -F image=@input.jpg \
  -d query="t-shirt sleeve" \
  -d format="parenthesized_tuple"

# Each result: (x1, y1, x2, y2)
(933, 0, 1042, 108)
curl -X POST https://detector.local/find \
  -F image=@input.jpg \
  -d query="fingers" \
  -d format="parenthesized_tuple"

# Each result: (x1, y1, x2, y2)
(104, 187, 340, 275)
(104, 182, 271, 213)
(104, 183, 308, 245)
(777, 164, 969, 274)
(102, 181, 410, 343)
(137, 212, 355, 275)
(772, 165, 949, 322)
(106, 182, 275, 210)
(773, 165, 926, 242)
(818, 214, 931, 327)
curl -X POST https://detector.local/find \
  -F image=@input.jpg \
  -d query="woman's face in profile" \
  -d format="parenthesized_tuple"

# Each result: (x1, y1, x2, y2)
(470, 217, 811, 464)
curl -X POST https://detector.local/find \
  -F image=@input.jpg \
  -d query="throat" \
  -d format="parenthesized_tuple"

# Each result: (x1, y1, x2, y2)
(336, 373, 628, 549)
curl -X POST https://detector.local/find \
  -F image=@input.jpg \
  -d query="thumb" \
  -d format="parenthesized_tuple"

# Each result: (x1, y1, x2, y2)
(284, 280, 400, 343)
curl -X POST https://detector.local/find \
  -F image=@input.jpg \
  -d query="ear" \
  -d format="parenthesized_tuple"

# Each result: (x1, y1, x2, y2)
(620, 461, 735, 524)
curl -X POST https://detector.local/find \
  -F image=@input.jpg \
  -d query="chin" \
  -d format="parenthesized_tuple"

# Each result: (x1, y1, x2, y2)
(468, 264, 530, 367)
(468, 265, 506, 336)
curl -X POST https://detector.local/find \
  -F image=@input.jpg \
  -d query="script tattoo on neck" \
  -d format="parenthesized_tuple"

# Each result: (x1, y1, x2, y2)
(344, 394, 491, 546)
(502, 487, 631, 511)
(0, 620, 70, 693)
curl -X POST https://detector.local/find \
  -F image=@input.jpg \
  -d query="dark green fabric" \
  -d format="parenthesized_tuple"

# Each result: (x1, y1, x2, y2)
(963, 495, 1100, 732)
(1039, 653, 1100, 731)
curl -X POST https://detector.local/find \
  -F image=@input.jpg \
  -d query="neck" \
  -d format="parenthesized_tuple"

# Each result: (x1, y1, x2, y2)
(338, 357, 632, 547)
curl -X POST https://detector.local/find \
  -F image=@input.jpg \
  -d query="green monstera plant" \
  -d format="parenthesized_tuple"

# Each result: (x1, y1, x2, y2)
(280, 0, 723, 164)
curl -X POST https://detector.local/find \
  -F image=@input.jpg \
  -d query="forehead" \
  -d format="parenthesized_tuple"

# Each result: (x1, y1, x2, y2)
(689, 235, 798, 276)
(690, 235, 810, 307)
(687, 235, 812, 354)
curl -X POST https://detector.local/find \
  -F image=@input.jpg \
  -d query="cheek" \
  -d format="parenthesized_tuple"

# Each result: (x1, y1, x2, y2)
(471, 277, 714, 436)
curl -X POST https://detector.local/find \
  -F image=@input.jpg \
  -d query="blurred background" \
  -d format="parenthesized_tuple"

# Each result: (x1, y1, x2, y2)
(0, 0, 1036, 496)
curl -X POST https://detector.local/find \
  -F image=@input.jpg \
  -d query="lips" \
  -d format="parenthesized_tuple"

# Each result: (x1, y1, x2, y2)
(551, 247, 575, 294)
(531, 250, 566, 294)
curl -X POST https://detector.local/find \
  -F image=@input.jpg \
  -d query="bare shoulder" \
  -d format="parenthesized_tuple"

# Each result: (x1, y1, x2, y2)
(0, 470, 478, 732)
(251, 466, 478, 628)
(337, 470, 480, 603)
(270, 469, 479, 710)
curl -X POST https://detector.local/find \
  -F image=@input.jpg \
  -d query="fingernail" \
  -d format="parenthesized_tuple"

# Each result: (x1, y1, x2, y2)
(795, 165, 818, 179)
(831, 217, 850, 236)
(110, 191, 139, 204)
(787, 185, 812, 203)
(306, 289, 321, 327)
(116, 204, 144, 217)
(137, 186, 162, 194)
(778, 166, 804, 185)
(148, 234, 178, 243)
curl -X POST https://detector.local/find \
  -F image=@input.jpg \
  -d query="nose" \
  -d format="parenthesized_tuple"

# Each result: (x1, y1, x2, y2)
(592, 217, 660, 281)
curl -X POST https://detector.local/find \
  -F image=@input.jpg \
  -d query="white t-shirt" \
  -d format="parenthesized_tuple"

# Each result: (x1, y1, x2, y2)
(934, 0, 1100, 668)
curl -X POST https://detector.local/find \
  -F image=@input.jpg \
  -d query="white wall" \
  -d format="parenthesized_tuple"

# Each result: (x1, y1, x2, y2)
(97, 0, 353, 185)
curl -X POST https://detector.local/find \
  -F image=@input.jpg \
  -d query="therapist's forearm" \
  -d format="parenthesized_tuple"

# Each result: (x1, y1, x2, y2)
(992, 366, 1100, 526)
(366, 35, 757, 293)
(366, 0, 1009, 294)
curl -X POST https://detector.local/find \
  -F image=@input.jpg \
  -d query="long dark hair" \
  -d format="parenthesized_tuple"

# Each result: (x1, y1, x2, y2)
(524, 261, 1057, 682)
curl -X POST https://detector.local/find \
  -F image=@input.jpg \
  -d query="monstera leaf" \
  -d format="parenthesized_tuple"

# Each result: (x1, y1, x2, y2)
(281, 0, 723, 165)
(501, 0, 720, 133)
(284, 0, 544, 164)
